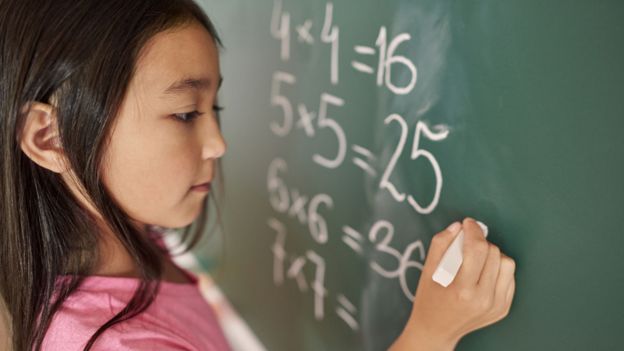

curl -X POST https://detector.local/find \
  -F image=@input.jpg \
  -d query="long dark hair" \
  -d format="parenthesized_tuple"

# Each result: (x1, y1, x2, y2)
(0, 1, 223, 350)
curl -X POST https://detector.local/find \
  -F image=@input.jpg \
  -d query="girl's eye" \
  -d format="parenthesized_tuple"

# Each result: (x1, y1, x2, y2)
(173, 110, 203, 123)
(173, 106, 224, 123)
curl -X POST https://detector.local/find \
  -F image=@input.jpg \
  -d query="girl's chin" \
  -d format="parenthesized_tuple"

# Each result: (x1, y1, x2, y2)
(150, 193, 208, 229)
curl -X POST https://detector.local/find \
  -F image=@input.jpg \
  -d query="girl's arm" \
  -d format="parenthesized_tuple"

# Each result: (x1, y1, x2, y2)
(389, 218, 516, 351)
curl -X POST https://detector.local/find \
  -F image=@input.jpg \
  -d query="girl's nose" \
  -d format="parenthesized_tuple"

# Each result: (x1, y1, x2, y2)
(201, 118, 227, 160)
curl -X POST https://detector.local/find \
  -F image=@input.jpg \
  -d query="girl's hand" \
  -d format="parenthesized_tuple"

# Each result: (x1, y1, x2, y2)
(389, 218, 516, 351)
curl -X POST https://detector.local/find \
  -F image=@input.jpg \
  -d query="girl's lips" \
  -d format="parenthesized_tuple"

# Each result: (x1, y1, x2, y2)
(191, 182, 211, 192)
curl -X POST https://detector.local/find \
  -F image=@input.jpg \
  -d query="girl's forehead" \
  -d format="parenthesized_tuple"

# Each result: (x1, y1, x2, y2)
(132, 22, 220, 96)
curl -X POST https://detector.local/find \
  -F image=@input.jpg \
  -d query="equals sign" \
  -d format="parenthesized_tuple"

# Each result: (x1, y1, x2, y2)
(335, 294, 359, 331)
(341, 225, 364, 255)
(351, 45, 376, 74)
(352, 145, 377, 177)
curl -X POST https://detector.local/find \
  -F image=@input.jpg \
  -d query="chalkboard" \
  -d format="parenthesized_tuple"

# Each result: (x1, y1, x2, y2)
(192, 1, 624, 350)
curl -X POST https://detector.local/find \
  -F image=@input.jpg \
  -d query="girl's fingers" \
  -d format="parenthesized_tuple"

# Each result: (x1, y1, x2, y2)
(454, 218, 489, 287)
(476, 243, 501, 293)
(491, 277, 515, 323)
(503, 254, 516, 305)
(422, 221, 463, 276)
(475, 253, 515, 327)
(505, 278, 516, 305)
(499, 254, 516, 289)
(493, 253, 515, 311)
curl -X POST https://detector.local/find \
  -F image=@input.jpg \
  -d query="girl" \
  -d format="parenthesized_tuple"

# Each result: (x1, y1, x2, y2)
(0, 0, 516, 350)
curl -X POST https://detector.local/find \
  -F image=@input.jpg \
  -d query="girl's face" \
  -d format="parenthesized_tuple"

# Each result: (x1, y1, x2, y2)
(101, 22, 225, 229)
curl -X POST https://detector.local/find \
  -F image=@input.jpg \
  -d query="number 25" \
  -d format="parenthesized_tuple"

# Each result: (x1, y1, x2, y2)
(379, 115, 449, 214)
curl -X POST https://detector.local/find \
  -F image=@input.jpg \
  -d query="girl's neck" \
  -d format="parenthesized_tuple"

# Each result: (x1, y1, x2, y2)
(93, 221, 193, 284)
(93, 223, 142, 278)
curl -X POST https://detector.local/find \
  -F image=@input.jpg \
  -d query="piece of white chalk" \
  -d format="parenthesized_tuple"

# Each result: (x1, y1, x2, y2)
(432, 221, 489, 287)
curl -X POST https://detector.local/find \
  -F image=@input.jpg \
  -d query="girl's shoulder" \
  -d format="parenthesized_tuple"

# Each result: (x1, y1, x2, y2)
(43, 274, 231, 350)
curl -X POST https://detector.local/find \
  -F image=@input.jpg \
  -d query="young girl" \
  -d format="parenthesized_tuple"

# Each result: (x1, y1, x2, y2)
(0, 0, 516, 350)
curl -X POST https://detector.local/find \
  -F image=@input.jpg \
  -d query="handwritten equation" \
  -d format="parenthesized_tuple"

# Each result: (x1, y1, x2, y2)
(266, 0, 449, 332)
(271, 1, 417, 94)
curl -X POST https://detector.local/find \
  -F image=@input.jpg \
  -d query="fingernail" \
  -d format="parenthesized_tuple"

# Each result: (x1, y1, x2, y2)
(446, 221, 461, 233)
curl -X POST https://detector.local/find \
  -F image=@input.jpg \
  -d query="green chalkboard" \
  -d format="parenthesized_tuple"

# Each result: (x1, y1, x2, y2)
(193, 1, 624, 350)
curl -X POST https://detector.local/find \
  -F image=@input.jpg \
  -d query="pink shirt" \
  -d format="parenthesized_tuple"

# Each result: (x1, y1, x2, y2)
(42, 236, 231, 350)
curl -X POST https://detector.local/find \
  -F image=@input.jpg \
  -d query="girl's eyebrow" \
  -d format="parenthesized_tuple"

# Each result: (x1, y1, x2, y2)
(162, 75, 223, 96)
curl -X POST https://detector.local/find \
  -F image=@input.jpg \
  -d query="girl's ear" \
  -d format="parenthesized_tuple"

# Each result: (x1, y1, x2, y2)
(18, 101, 69, 174)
